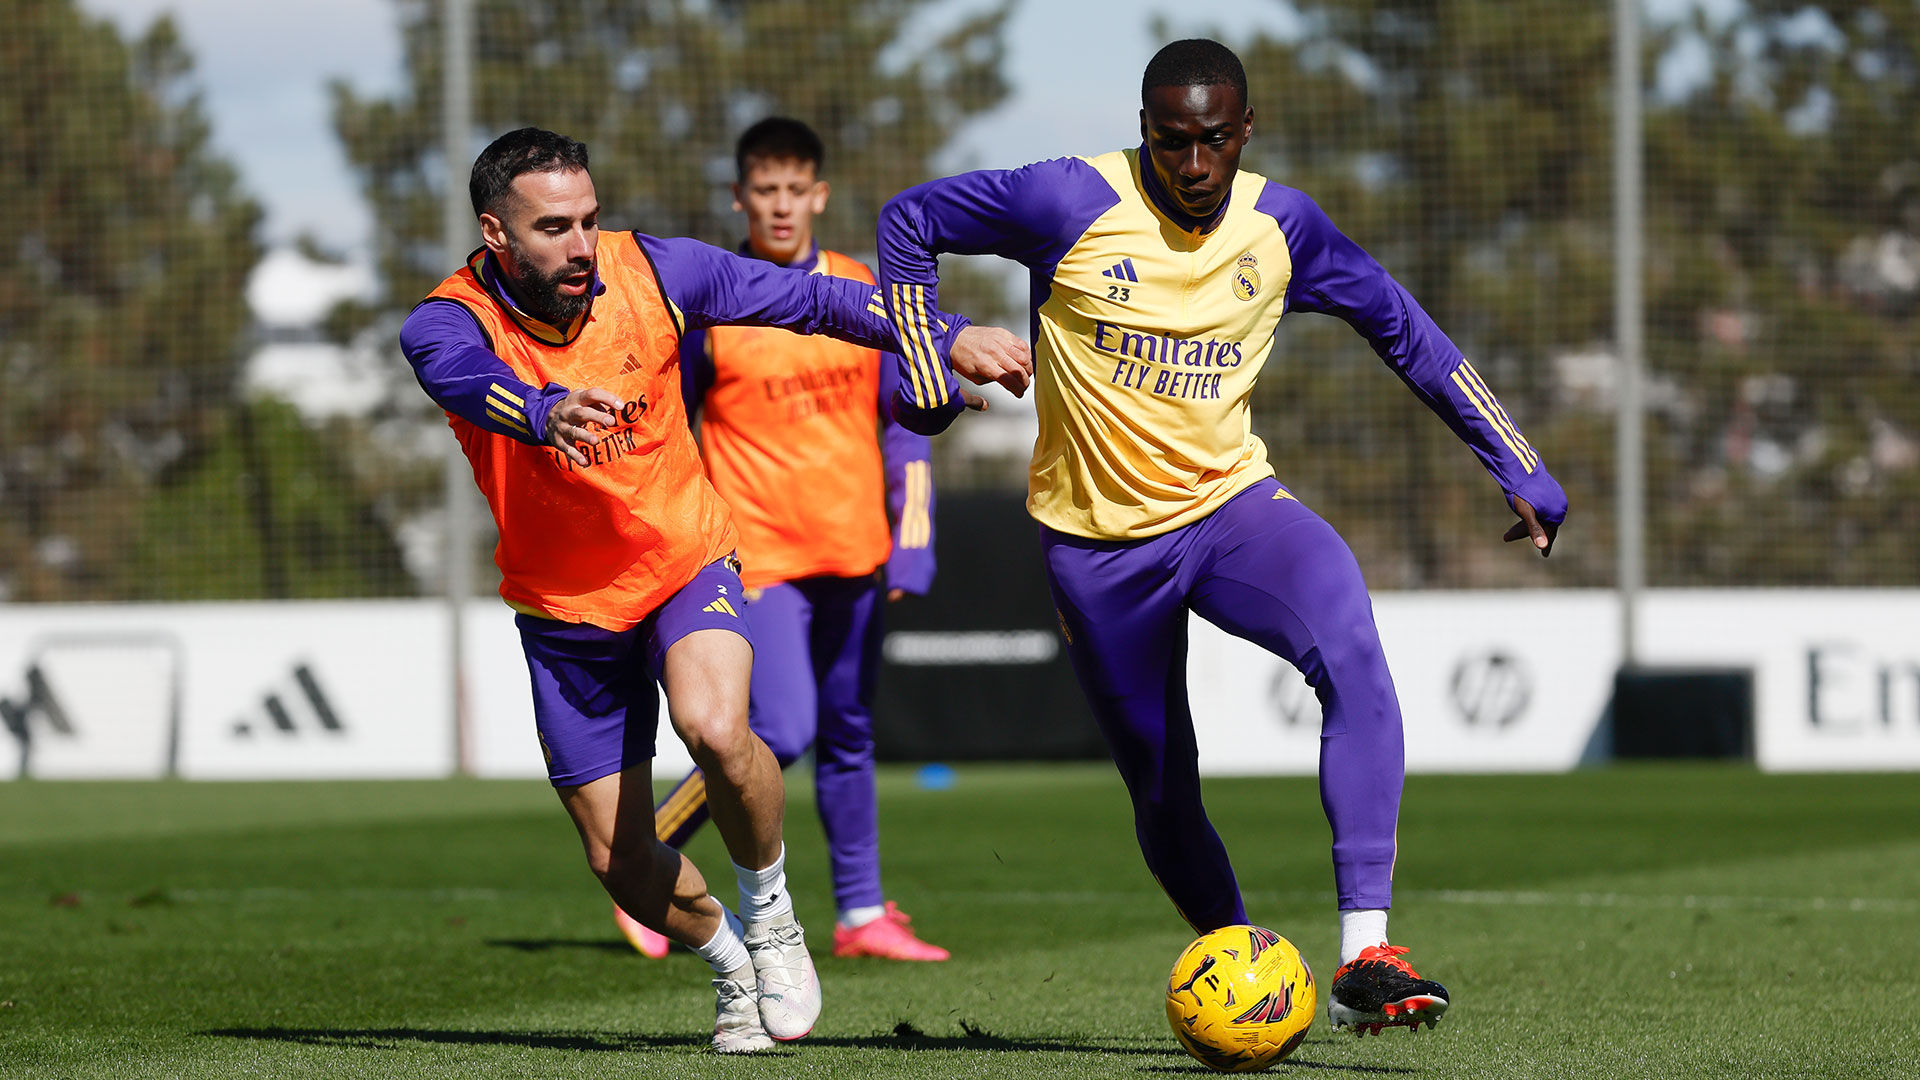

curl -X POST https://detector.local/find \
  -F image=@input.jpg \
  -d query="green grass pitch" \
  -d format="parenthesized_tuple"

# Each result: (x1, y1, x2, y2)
(2, 764, 1917, 1078)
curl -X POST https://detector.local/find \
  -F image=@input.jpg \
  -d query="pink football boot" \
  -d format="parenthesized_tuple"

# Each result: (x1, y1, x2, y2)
(832, 901, 950, 961)
(613, 901, 670, 959)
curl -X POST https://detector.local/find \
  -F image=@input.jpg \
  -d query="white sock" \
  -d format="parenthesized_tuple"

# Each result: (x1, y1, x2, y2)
(734, 845, 793, 926)
(1339, 908, 1389, 966)
(695, 906, 751, 977)
(839, 904, 886, 929)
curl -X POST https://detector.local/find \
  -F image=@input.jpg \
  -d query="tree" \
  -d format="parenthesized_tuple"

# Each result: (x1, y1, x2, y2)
(1234, 1, 1920, 588)
(1642, 1, 1920, 585)
(1234, 1, 1617, 588)
(328, 0, 1014, 594)
(0, 1, 264, 601)
(333, 0, 1013, 318)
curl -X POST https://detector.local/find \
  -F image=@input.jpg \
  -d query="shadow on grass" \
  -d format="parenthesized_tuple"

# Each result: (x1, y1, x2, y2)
(204, 1020, 1186, 1058)
(1141, 1060, 1416, 1075)
(203, 1023, 1417, 1071)
(483, 938, 635, 954)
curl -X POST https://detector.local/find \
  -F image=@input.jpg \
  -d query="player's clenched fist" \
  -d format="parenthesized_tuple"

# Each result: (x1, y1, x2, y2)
(951, 325, 1033, 398)
(546, 386, 623, 465)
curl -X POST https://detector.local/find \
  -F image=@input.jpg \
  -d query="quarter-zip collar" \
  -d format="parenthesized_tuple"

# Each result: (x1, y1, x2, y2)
(1136, 144, 1232, 237)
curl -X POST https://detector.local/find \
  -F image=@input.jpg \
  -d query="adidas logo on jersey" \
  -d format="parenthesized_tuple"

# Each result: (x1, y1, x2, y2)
(703, 598, 739, 617)
(618, 352, 644, 375)
(1101, 258, 1140, 283)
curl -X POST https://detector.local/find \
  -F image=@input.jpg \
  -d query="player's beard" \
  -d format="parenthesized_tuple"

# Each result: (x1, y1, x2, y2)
(503, 238, 594, 326)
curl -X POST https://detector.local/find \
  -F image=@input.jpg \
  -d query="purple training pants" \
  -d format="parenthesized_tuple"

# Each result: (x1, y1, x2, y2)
(1041, 477, 1403, 931)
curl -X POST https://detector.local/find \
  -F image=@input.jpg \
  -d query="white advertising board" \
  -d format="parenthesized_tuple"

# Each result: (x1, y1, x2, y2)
(461, 604, 694, 781)
(1639, 590, 1920, 771)
(1187, 590, 1620, 775)
(0, 602, 450, 779)
(3, 589, 1917, 779)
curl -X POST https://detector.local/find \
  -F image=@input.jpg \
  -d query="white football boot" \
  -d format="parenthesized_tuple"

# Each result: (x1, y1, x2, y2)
(710, 975, 774, 1053)
(743, 918, 821, 1041)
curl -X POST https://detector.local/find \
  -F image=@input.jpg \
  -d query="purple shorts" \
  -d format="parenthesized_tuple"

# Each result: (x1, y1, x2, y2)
(518, 557, 752, 787)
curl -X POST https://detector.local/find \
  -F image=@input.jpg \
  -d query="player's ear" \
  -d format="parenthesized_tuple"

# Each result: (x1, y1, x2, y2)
(1243, 104, 1254, 141)
(810, 179, 830, 214)
(1139, 107, 1148, 143)
(730, 182, 745, 214)
(478, 211, 509, 257)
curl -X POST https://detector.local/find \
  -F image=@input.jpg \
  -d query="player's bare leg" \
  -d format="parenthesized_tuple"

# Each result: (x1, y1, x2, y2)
(558, 767, 770, 1052)
(559, 768, 729, 947)
(663, 627, 820, 1040)
(662, 628, 783, 868)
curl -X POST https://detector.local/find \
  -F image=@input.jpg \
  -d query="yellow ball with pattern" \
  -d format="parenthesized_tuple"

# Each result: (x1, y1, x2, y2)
(1165, 925, 1316, 1072)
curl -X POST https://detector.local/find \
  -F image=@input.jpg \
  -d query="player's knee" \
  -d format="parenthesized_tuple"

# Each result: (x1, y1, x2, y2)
(678, 707, 757, 771)
(1318, 616, 1389, 678)
(590, 833, 663, 888)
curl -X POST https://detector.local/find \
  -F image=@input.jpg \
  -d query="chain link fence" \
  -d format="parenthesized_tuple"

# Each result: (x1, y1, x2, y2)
(7, 0, 1917, 606)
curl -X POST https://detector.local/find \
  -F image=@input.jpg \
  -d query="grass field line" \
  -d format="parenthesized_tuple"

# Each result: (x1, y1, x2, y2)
(944, 887, 1918, 916)
(1403, 887, 1920, 915)
(133, 885, 1920, 916)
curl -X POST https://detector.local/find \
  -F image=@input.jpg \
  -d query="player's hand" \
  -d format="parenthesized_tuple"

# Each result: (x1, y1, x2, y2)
(547, 386, 622, 466)
(951, 325, 1033, 398)
(887, 587, 906, 603)
(961, 388, 987, 412)
(1503, 495, 1558, 557)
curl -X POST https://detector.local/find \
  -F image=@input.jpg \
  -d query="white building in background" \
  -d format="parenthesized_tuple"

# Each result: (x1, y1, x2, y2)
(243, 245, 386, 421)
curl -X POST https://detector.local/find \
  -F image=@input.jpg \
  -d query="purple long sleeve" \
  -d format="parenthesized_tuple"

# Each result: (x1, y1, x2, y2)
(1256, 183, 1568, 523)
(875, 158, 1119, 434)
(877, 358, 936, 594)
(638, 233, 968, 352)
(399, 299, 569, 442)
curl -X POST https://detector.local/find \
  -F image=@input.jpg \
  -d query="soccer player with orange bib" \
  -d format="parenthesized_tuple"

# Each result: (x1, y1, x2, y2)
(876, 41, 1568, 1036)
(399, 129, 991, 1052)
(614, 118, 949, 964)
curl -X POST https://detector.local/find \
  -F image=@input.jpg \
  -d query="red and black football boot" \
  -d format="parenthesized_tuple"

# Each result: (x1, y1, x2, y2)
(1327, 944, 1449, 1036)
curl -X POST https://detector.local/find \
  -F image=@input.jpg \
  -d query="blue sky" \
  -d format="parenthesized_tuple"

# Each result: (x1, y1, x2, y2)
(76, 0, 1301, 254)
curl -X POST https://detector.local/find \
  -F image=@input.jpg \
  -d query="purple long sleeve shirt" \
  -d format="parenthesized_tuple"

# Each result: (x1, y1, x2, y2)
(401, 232, 968, 463)
(874, 149, 1566, 539)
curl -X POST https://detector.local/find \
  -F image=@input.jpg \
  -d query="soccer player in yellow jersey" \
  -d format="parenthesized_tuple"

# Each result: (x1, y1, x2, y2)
(875, 39, 1567, 1037)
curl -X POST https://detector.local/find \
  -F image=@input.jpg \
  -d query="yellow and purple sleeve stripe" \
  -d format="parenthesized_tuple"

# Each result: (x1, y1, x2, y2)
(1448, 359, 1537, 474)
(890, 283, 950, 409)
(485, 382, 532, 437)
(898, 460, 933, 549)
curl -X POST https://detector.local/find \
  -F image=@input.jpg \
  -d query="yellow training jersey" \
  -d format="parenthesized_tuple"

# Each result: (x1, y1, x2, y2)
(877, 147, 1565, 540)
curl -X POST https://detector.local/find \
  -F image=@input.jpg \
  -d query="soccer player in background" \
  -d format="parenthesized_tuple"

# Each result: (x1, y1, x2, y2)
(399, 128, 987, 1051)
(876, 40, 1567, 1036)
(612, 118, 950, 963)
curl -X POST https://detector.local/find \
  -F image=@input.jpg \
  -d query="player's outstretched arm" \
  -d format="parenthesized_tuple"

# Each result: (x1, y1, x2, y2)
(635, 232, 968, 353)
(1258, 184, 1568, 556)
(876, 160, 1119, 434)
(400, 299, 572, 446)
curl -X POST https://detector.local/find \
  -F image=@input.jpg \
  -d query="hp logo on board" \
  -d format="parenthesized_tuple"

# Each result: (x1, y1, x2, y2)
(1450, 651, 1532, 729)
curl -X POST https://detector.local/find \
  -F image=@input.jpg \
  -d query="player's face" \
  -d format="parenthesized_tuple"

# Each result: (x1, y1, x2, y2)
(1139, 83, 1253, 220)
(478, 167, 600, 325)
(733, 157, 828, 265)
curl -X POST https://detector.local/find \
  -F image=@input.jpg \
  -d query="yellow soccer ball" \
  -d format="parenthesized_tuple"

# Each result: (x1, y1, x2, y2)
(1164, 925, 1316, 1072)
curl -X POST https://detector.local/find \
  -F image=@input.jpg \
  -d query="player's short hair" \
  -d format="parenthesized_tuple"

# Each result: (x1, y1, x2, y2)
(735, 117, 825, 182)
(1141, 38, 1248, 107)
(469, 127, 590, 218)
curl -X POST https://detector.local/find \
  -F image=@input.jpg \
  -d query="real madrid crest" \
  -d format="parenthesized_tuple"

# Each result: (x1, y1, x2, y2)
(1232, 252, 1261, 301)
